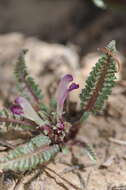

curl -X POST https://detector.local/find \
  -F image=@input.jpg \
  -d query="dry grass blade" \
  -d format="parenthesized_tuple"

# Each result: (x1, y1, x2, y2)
(45, 166, 82, 190)
(109, 138, 126, 146)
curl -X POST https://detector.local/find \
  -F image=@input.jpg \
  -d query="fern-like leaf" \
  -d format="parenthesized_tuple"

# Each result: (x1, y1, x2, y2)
(0, 108, 36, 130)
(80, 40, 118, 118)
(0, 134, 60, 171)
(15, 50, 44, 106)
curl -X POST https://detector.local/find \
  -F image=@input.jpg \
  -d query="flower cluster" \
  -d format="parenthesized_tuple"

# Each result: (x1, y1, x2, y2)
(10, 74, 79, 136)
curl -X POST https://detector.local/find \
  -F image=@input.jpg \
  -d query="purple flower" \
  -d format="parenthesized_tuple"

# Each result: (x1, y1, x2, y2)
(10, 105, 23, 115)
(68, 83, 79, 92)
(56, 74, 79, 117)
(11, 96, 44, 125)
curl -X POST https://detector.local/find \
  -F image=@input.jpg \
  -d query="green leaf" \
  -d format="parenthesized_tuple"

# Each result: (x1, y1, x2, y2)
(15, 50, 45, 108)
(0, 134, 60, 171)
(80, 41, 117, 120)
(80, 112, 90, 122)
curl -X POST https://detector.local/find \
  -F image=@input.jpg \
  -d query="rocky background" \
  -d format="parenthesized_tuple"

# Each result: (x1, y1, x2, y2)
(0, 0, 126, 53)
(0, 0, 126, 190)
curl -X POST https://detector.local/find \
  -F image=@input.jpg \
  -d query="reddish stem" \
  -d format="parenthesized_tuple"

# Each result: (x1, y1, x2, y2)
(85, 56, 110, 112)
(21, 76, 40, 105)
(0, 117, 36, 128)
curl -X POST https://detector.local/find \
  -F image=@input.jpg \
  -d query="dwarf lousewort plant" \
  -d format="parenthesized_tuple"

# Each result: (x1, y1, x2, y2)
(0, 41, 119, 173)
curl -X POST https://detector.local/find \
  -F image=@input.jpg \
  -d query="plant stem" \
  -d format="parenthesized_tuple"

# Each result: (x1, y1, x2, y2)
(0, 117, 36, 128)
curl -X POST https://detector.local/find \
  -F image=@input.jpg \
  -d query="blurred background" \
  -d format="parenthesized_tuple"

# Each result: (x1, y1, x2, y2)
(0, 0, 125, 103)
(0, 0, 126, 53)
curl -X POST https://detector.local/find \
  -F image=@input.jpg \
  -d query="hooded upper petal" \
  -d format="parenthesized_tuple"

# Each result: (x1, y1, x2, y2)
(56, 75, 73, 116)
(56, 74, 79, 117)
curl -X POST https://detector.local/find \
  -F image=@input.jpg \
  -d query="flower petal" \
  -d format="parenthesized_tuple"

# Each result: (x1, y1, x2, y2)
(15, 97, 43, 125)
(10, 105, 24, 115)
(56, 74, 73, 116)
(68, 83, 79, 92)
